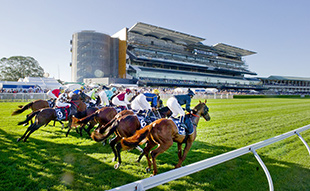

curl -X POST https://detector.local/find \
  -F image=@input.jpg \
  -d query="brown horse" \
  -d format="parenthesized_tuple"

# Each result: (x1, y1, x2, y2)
(16, 99, 86, 142)
(120, 100, 211, 176)
(11, 99, 49, 116)
(70, 107, 121, 136)
(88, 107, 173, 168)
(91, 112, 140, 169)
(11, 92, 89, 116)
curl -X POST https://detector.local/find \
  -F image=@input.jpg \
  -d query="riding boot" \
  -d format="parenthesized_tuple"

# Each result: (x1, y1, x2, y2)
(179, 116, 187, 130)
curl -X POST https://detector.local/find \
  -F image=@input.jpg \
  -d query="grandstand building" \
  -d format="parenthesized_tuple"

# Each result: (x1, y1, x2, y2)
(259, 76, 310, 94)
(71, 22, 262, 90)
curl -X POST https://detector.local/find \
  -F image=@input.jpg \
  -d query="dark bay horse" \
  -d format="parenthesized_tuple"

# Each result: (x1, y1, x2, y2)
(70, 107, 120, 136)
(16, 98, 86, 142)
(120, 100, 211, 176)
(91, 111, 140, 169)
(66, 107, 98, 137)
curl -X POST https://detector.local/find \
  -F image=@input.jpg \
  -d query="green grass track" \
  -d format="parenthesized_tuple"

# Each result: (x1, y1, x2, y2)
(1, 98, 310, 191)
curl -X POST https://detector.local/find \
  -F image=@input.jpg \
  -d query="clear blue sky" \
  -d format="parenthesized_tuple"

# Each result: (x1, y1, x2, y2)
(1, 0, 309, 82)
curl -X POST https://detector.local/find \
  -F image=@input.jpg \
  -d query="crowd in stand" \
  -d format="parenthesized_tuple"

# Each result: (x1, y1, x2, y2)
(0, 86, 260, 95)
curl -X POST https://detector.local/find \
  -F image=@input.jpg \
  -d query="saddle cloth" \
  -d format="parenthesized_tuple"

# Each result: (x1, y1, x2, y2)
(55, 107, 69, 121)
(135, 112, 158, 129)
(170, 115, 193, 136)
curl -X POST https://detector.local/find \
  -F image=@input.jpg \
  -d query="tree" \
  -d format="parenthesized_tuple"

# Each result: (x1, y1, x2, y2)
(0, 56, 44, 81)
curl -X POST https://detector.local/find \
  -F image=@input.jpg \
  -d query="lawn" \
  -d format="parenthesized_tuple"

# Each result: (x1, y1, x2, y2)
(1, 98, 310, 191)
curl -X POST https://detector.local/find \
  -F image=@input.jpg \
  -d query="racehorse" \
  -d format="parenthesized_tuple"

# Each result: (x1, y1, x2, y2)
(90, 112, 140, 169)
(16, 98, 86, 142)
(89, 106, 173, 169)
(11, 92, 89, 116)
(11, 99, 49, 116)
(70, 107, 119, 136)
(65, 107, 98, 137)
(120, 100, 211, 176)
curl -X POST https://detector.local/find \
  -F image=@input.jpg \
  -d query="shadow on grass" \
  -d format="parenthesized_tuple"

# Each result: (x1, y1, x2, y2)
(1, 126, 310, 191)
(131, 139, 310, 191)
(0, 128, 140, 191)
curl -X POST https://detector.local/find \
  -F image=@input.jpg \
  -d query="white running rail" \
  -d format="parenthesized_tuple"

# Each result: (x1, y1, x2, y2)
(108, 124, 310, 191)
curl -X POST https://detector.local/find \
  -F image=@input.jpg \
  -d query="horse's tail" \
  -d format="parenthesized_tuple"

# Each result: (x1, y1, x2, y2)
(17, 110, 39, 125)
(11, 102, 33, 116)
(121, 124, 151, 150)
(77, 112, 98, 125)
(91, 118, 118, 142)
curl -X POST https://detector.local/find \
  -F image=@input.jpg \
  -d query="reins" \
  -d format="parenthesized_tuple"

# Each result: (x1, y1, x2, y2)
(70, 100, 79, 109)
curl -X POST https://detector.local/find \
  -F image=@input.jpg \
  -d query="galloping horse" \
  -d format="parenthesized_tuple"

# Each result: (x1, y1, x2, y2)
(90, 107, 174, 169)
(120, 100, 211, 176)
(11, 99, 49, 116)
(66, 107, 98, 137)
(16, 97, 86, 142)
(91, 112, 140, 169)
(11, 91, 89, 116)
(70, 107, 120, 136)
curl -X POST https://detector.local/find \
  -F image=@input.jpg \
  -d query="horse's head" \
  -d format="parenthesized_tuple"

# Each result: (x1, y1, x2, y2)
(193, 100, 211, 121)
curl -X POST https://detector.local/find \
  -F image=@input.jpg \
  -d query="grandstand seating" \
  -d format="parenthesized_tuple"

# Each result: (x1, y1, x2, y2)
(126, 23, 259, 90)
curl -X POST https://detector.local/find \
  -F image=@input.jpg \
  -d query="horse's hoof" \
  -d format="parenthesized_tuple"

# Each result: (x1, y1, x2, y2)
(114, 163, 120, 169)
(146, 168, 151, 173)
(150, 174, 154, 177)
(17, 138, 21, 142)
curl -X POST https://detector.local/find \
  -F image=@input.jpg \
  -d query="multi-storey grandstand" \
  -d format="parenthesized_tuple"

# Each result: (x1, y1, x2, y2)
(69, 22, 308, 94)
(125, 22, 261, 90)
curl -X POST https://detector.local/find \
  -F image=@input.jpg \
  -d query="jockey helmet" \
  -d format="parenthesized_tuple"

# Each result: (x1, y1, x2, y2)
(64, 88, 70, 93)
(59, 87, 64, 90)
(188, 89, 195, 97)
(152, 89, 160, 94)
(111, 87, 117, 93)
(80, 86, 85, 90)
(126, 88, 131, 93)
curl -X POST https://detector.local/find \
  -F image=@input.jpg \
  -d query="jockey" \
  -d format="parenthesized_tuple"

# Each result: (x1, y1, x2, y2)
(167, 89, 195, 133)
(98, 86, 109, 107)
(112, 88, 131, 109)
(56, 88, 71, 108)
(46, 87, 63, 99)
(68, 86, 84, 98)
(131, 89, 152, 113)
(86, 88, 99, 105)
(144, 89, 160, 109)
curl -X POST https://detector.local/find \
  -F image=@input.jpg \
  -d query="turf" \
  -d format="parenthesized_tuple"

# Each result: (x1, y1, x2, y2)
(0, 98, 310, 190)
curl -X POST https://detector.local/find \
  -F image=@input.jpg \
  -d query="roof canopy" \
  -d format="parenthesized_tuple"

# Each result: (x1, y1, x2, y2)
(213, 43, 256, 56)
(261, 75, 310, 82)
(128, 22, 205, 45)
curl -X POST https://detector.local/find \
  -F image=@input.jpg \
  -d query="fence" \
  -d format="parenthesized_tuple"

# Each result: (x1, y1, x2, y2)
(0, 93, 48, 102)
(108, 124, 310, 191)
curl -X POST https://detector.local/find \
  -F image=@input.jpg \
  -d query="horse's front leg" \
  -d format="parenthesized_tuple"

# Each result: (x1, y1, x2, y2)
(58, 121, 65, 129)
(17, 124, 33, 142)
(23, 124, 40, 142)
